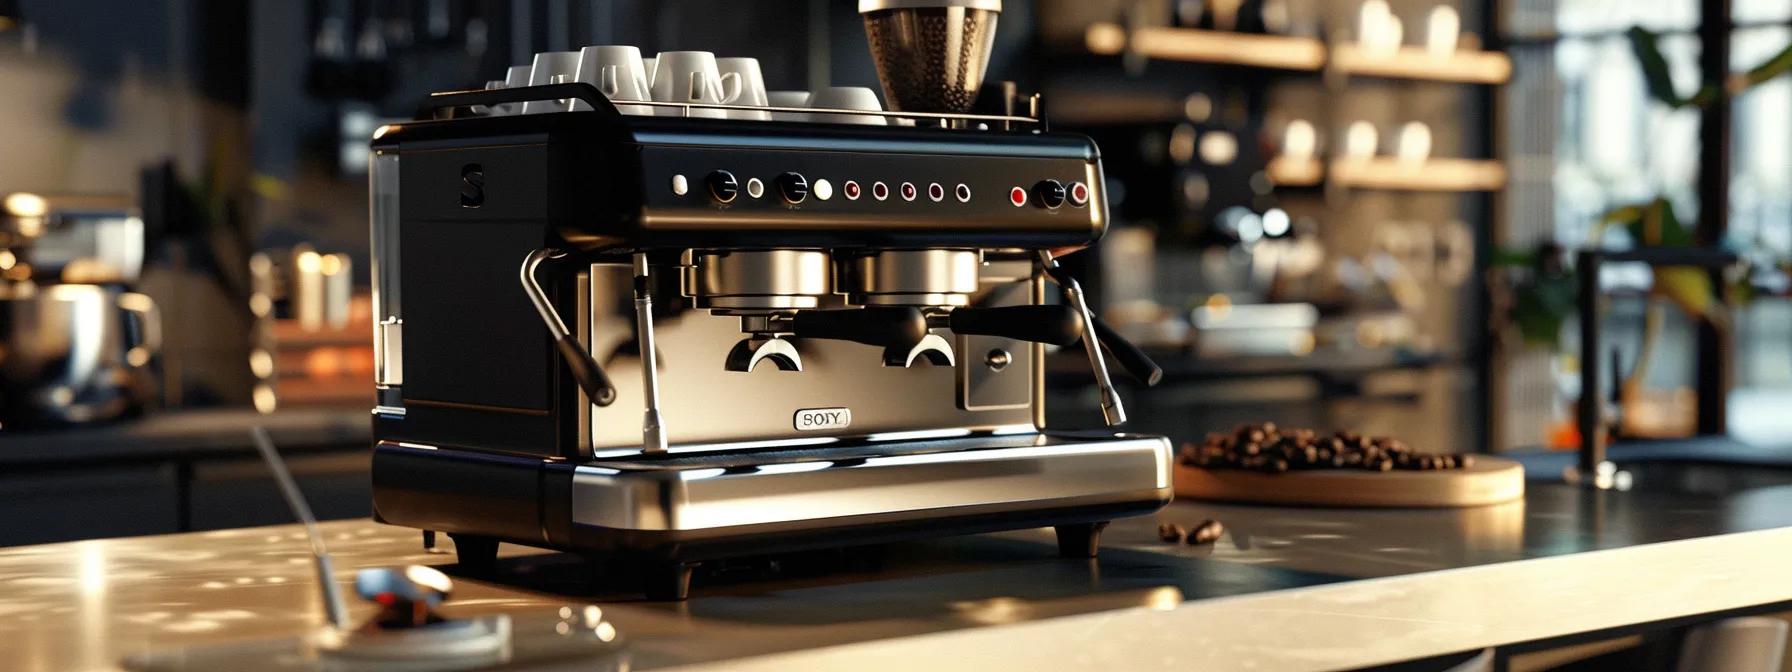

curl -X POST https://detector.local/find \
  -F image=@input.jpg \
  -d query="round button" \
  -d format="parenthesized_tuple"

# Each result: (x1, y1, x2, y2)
(873, 182, 889, 201)
(813, 179, 833, 201)
(956, 184, 972, 202)
(928, 183, 945, 202)
(900, 182, 917, 201)
(1008, 186, 1027, 207)
(777, 172, 809, 204)
(707, 170, 739, 203)
(746, 177, 765, 199)
(1034, 179, 1066, 209)
(671, 174, 689, 196)
(844, 181, 862, 200)
(1069, 181, 1090, 207)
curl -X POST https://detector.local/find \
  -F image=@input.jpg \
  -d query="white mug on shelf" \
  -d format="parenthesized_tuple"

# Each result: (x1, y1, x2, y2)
(576, 45, 653, 115)
(716, 57, 771, 120)
(521, 51, 581, 114)
(807, 86, 887, 125)
(650, 51, 741, 118)
(767, 90, 811, 122)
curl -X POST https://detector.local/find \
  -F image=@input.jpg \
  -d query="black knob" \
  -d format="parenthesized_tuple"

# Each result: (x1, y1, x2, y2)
(777, 172, 810, 204)
(707, 170, 739, 203)
(1034, 179, 1066, 209)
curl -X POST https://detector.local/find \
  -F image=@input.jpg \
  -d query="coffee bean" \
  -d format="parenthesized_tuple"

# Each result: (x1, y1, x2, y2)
(1158, 522, 1187, 542)
(1189, 520, 1224, 544)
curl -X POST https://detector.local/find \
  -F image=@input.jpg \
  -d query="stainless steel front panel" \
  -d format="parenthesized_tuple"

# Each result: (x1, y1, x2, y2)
(569, 434, 1171, 531)
(586, 265, 1034, 453)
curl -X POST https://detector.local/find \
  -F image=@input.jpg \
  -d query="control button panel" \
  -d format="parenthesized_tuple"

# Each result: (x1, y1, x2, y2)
(706, 170, 739, 203)
(1033, 179, 1066, 209)
(777, 172, 809, 204)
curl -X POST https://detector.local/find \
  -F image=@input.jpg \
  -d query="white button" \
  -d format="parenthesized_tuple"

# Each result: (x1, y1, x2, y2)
(746, 178, 765, 199)
(813, 179, 833, 201)
(671, 174, 689, 196)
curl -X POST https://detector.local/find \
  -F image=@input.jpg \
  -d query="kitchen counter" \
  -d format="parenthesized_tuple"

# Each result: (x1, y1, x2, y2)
(4, 476, 1792, 672)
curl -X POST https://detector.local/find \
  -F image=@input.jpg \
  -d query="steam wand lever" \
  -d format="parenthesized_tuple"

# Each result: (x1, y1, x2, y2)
(1038, 251, 1126, 426)
(522, 249, 618, 407)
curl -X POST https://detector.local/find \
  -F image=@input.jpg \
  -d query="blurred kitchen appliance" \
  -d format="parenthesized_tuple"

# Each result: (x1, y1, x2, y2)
(0, 194, 159, 426)
(368, 10, 1171, 600)
(249, 246, 373, 412)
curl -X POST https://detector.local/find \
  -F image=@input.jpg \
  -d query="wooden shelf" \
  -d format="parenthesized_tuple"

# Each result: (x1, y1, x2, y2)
(1086, 23, 1326, 71)
(1332, 157, 1507, 191)
(1332, 44, 1512, 84)
(1085, 23, 1511, 84)
(1268, 156, 1506, 191)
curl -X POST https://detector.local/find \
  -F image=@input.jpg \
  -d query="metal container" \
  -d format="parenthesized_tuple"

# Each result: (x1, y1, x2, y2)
(842, 249, 980, 306)
(682, 250, 832, 311)
(860, 0, 1001, 114)
(0, 283, 160, 425)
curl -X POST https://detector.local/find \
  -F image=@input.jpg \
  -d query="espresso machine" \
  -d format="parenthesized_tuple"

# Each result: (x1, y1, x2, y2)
(0, 193, 160, 426)
(368, 0, 1170, 600)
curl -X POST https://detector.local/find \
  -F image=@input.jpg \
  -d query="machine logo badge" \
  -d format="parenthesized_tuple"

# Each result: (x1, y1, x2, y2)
(459, 164, 485, 208)
(793, 407, 851, 431)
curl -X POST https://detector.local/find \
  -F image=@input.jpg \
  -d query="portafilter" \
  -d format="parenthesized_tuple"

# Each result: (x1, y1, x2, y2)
(859, 0, 1000, 114)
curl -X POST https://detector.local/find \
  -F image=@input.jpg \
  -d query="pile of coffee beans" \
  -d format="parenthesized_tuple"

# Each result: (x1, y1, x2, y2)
(1180, 422, 1472, 474)
(1159, 519, 1224, 545)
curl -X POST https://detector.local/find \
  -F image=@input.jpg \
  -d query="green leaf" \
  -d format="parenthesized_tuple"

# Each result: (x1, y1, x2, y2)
(1628, 27, 1686, 107)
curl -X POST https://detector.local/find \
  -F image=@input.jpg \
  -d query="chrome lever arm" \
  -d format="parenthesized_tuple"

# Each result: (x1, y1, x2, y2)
(1038, 251, 1126, 426)
(522, 248, 618, 407)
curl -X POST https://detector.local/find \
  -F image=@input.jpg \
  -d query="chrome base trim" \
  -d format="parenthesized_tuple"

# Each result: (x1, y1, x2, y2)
(570, 434, 1171, 532)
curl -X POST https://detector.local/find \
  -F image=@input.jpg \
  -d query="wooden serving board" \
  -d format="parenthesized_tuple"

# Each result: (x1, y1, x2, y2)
(1174, 456, 1525, 508)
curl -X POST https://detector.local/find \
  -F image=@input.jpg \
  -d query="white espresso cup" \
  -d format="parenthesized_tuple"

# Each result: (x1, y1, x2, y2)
(493, 65, 531, 115)
(521, 51, 582, 114)
(576, 45, 653, 115)
(650, 51, 741, 118)
(807, 86, 887, 125)
(716, 57, 771, 120)
(766, 90, 812, 122)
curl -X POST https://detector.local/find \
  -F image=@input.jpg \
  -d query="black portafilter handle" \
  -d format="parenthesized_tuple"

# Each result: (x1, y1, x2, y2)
(948, 305, 1085, 347)
(792, 307, 929, 349)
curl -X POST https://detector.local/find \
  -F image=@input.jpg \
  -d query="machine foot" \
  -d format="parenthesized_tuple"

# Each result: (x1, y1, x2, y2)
(449, 534, 500, 572)
(643, 561, 698, 601)
(422, 530, 437, 551)
(1055, 522, 1109, 558)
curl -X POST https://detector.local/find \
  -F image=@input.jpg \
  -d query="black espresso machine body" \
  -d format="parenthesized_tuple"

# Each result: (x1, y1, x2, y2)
(367, 85, 1170, 599)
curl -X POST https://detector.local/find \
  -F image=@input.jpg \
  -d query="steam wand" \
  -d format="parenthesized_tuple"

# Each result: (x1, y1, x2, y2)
(249, 426, 351, 631)
(632, 253, 667, 453)
(1037, 251, 1126, 426)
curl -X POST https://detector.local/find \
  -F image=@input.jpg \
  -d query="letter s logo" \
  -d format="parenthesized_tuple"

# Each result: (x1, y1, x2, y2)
(460, 163, 485, 208)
